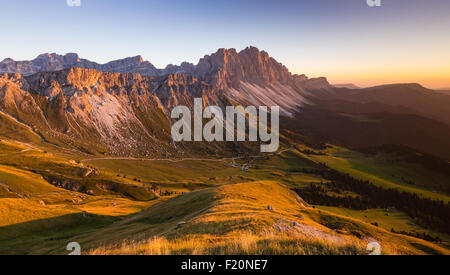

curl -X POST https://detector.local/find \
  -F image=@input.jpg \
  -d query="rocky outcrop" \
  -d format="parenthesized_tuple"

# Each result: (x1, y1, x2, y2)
(0, 53, 160, 77)
(0, 47, 335, 157)
(0, 67, 238, 157)
(161, 46, 330, 91)
(1, 47, 331, 91)
(194, 47, 293, 89)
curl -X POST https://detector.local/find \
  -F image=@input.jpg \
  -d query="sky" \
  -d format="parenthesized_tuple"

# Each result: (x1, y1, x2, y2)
(0, 0, 449, 89)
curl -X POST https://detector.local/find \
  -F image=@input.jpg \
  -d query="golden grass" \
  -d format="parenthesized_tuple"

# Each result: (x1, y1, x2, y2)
(86, 181, 449, 255)
(0, 164, 61, 197)
(1, 140, 448, 255)
(0, 198, 77, 227)
(89, 232, 366, 255)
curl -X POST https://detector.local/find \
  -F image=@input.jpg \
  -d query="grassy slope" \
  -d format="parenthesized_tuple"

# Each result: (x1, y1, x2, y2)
(85, 181, 448, 255)
(0, 195, 160, 255)
(317, 206, 450, 245)
(83, 159, 241, 193)
(0, 129, 449, 255)
(303, 146, 450, 202)
(0, 141, 162, 254)
(1, 152, 448, 254)
(0, 112, 43, 145)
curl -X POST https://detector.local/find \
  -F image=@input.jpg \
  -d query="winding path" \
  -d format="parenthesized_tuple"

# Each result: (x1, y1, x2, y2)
(0, 144, 33, 157)
(80, 148, 294, 164)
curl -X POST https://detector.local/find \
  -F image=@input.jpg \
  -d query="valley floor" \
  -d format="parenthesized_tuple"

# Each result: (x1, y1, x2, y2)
(0, 139, 449, 255)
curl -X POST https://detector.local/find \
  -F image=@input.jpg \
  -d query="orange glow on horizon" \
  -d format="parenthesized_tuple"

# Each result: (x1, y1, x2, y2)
(297, 67, 450, 90)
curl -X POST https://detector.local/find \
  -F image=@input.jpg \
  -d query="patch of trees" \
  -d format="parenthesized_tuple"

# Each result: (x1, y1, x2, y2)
(160, 190, 175, 196)
(287, 168, 322, 174)
(298, 149, 326, 156)
(390, 228, 442, 244)
(296, 183, 372, 210)
(359, 144, 450, 178)
(294, 164, 450, 235)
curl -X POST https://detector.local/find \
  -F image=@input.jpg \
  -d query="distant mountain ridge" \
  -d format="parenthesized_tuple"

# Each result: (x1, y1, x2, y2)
(0, 47, 333, 157)
(0, 47, 333, 117)
(0, 53, 160, 77)
(333, 83, 361, 89)
(436, 89, 450, 95)
(2, 47, 450, 159)
(0, 47, 326, 88)
(0, 47, 331, 90)
(332, 83, 450, 125)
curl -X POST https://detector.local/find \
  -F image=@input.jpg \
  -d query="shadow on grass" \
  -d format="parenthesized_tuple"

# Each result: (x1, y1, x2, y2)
(0, 212, 123, 255)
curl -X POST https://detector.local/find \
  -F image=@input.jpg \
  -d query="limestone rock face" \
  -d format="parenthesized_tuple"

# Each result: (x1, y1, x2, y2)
(0, 67, 234, 157)
(0, 47, 331, 92)
(0, 47, 335, 156)
(167, 46, 301, 90)
(158, 47, 332, 116)
(0, 53, 160, 77)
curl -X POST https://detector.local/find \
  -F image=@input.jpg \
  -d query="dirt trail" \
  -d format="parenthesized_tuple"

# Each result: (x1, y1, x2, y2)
(0, 143, 33, 157)
(80, 148, 294, 164)
(0, 183, 26, 198)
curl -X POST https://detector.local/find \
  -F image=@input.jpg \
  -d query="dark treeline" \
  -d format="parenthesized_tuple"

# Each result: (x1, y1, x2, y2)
(359, 145, 450, 194)
(359, 145, 450, 178)
(390, 228, 442, 243)
(294, 164, 450, 235)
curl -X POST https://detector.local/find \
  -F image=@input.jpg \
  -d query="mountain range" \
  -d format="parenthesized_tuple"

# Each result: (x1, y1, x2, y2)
(1, 47, 450, 256)
(1, 46, 450, 159)
(333, 83, 361, 89)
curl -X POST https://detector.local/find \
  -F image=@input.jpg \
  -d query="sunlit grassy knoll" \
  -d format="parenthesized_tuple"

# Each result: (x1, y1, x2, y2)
(0, 150, 163, 254)
(0, 161, 153, 205)
(0, 139, 28, 154)
(90, 232, 367, 255)
(0, 164, 66, 198)
(0, 113, 43, 145)
(0, 193, 161, 255)
(0, 198, 76, 228)
(0, 158, 160, 222)
(0, 143, 159, 201)
(0, 148, 87, 177)
(85, 181, 448, 255)
(0, 137, 448, 255)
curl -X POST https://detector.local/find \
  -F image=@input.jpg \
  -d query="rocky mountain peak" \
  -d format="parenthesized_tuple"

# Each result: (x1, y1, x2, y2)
(121, 55, 144, 65)
(0, 53, 158, 77)
(0, 46, 332, 96)
(64, 53, 82, 64)
(0, 72, 23, 88)
(23, 68, 101, 93)
(34, 53, 55, 60)
(33, 53, 74, 64)
(191, 46, 294, 89)
(1, 58, 15, 63)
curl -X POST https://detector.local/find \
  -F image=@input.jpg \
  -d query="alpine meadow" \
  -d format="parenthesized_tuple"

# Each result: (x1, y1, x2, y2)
(0, 0, 449, 257)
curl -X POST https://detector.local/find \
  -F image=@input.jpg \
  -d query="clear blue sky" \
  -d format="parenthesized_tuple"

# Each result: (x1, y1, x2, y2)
(1, 0, 449, 88)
